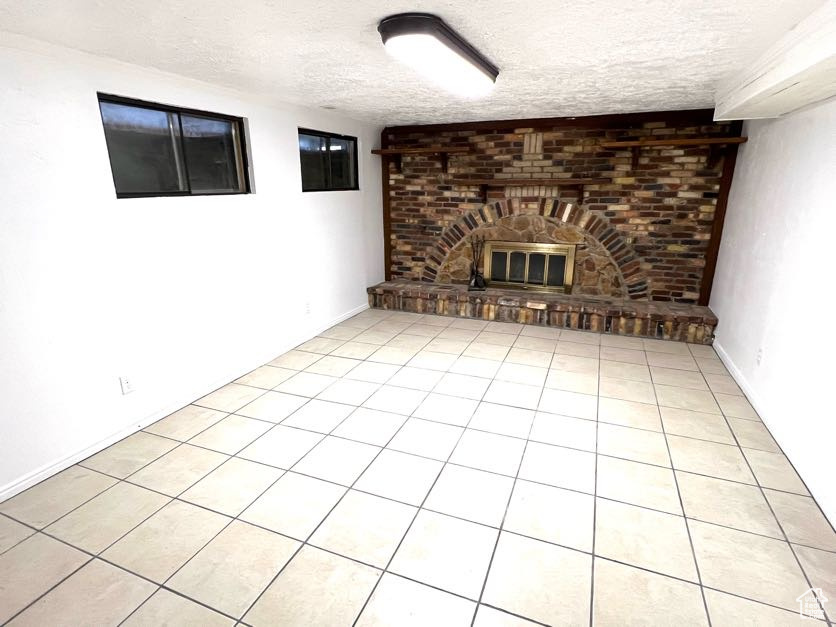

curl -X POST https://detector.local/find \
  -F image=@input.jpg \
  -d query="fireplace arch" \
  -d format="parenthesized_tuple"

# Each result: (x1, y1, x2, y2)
(421, 198, 649, 299)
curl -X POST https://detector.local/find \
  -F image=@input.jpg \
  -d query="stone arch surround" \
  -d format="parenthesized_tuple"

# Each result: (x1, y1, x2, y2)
(421, 198, 650, 299)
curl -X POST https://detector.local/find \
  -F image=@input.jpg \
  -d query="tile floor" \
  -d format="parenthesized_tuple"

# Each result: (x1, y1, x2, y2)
(1, 309, 834, 625)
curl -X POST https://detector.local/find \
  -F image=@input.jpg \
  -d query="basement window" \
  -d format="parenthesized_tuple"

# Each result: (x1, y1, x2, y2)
(98, 94, 250, 198)
(298, 129, 358, 191)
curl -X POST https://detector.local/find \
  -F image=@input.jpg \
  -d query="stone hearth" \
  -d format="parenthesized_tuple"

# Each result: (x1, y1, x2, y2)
(368, 281, 717, 344)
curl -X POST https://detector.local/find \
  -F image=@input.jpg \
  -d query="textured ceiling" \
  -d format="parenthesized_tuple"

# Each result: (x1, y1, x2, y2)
(0, 0, 825, 125)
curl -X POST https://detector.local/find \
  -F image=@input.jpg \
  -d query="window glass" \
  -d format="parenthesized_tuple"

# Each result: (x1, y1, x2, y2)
(98, 95, 249, 198)
(299, 133, 328, 191)
(298, 129, 358, 191)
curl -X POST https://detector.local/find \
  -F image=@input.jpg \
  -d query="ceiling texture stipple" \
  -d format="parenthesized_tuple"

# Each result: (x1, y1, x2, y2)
(0, 0, 825, 124)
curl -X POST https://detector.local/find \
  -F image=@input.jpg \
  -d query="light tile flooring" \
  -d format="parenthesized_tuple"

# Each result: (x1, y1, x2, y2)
(1, 309, 834, 625)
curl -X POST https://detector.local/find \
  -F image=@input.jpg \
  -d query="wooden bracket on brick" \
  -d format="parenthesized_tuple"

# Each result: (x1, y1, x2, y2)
(371, 146, 470, 174)
(631, 146, 640, 170)
(600, 136, 747, 172)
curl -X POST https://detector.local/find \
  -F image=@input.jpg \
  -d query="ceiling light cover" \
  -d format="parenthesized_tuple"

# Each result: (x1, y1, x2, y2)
(378, 13, 499, 98)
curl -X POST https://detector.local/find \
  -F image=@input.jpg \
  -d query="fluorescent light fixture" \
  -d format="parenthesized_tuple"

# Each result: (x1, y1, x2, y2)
(378, 13, 499, 97)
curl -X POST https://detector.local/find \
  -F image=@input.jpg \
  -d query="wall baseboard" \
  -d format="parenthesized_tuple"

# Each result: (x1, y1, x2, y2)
(0, 301, 370, 502)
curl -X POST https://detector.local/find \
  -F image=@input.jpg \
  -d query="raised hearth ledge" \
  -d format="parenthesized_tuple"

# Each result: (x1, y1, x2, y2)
(367, 281, 718, 344)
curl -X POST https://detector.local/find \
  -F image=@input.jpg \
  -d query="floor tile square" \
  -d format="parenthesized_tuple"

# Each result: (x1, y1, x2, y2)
(695, 356, 729, 375)
(660, 406, 734, 444)
(236, 390, 308, 421)
(403, 323, 444, 338)
(407, 350, 459, 370)
(595, 499, 697, 581)
(599, 346, 647, 365)
(476, 331, 517, 347)
(451, 429, 526, 476)
(0, 466, 116, 529)
(318, 377, 382, 403)
(597, 455, 681, 514)
(434, 372, 491, 400)
(102, 500, 229, 583)
(555, 340, 599, 358)
(188, 414, 272, 454)
(462, 342, 511, 361)
(743, 449, 808, 494)
(483, 380, 542, 410)
(280, 399, 354, 434)
(196, 383, 265, 412)
(504, 480, 594, 550)
(468, 402, 535, 439)
(235, 365, 296, 389)
(676, 472, 781, 537)
(668, 435, 754, 483)
(245, 545, 380, 626)
(450, 318, 489, 331)
(10, 559, 155, 627)
(505, 347, 552, 368)
(425, 338, 469, 354)
(600, 335, 644, 350)
(727, 417, 779, 451)
(715, 393, 758, 419)
(390, 509, 497, 599)
(520, 325, 560, 339)
(793, 545, 836, 614)
(274, 372, 337, 398)
(357, 572, 475, 626)
(425, 464, 514, 527)
(168, 520, 299, 618)
(528, 411, 596, 451)
(386, 334, 430, 351)
(386, 366, 444, 391)
(240, 471, 345, 539)
(544, 369, 598, 394)
(144, 404, 228, 441)
(538, 388, 597, 419)
(0, 534, 88, 623)
(180, 457, 283, 516)
(495, 362, 548, 386)
(449, 355, 502, 378)
(438, 327, 480, 341)
(704, 373, 743, 396)
(363, 385, 427, 415)
(485, 321, 522, 335)
(305, 355, 362, 377)
(297, 337, 346, 354)
(597, 423, 670, 466)
(81, 432, 178, 478)
(368, 346, 418, 366)
(550, 354, 599, 374)
(644, 339, 691, 355)
(320, 325, 363, 340)
(45, 482, 169, 553)
(518, 441, 595, 492)
(655, 384, 721, 414)
(646, 352, 699, 371)
(331, 341, 379, 360)
(482, 532, 591, 625)
(293, 436, 380, 486)
(332, 407, 407, 446)
(561, 330, 601, 345)
(690, 520, 809, 611)
(600, 376, 657, 404)
(764, 489, 836, 550)
(513, 334, 558, 353)
(311, 490, 416, 567)
(599, 359, 651, 382)
(128, 444, 228, 496)
(238, 424, 323, 468)
(413, 393, 479, 427)
(650, 366, 709, 390)
(354, 329, 397, 345)
(388, 418, 464, 460)
(598, 396, 661, 431)
(593, 558, 707, 626)
(123, 589, 233, 626)
(354, 449, 442, 506)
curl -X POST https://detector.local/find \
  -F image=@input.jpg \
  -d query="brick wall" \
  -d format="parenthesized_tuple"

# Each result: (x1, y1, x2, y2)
(382, 111, 739, 303)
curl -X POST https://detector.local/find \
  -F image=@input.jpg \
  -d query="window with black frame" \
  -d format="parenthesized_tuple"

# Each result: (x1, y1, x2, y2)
(298, 129, 358, 191)
(97, 94, 250, 198)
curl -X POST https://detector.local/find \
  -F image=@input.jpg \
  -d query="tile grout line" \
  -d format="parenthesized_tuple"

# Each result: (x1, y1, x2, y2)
(588, 341, 601, 627)
(650, 359, 713, 627)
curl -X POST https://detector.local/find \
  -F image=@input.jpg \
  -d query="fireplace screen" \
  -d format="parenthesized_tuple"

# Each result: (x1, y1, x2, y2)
(483, 241, 576, 293)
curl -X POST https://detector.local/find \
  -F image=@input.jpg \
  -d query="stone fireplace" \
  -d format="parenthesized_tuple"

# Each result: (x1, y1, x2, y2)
(368, 110, 743, 342)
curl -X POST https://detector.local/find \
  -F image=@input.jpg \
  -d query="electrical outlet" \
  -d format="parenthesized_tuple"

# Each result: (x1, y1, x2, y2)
(119, 376, 135, 395)
(304, 301, 311, 315)
(756, 348, 763, 366)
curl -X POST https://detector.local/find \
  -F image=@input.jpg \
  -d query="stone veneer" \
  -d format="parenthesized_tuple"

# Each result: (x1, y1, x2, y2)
(368, 281, 718, 344)
(383, 111, 737, 303)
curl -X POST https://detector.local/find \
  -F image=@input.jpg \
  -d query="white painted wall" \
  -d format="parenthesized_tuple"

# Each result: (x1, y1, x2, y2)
(711, 96, 836, 521)
(0, 33, 383, 498)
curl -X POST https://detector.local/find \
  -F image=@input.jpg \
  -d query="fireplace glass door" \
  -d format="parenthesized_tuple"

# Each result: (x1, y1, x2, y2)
(484, 241, 576, 293)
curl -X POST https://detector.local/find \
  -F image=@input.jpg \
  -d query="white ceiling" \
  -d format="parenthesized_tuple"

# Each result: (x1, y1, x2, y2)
(0, 0, 824, 125)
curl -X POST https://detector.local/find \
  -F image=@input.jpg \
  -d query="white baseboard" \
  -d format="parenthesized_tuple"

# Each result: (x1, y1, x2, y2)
(0, 302, 370, 502)
(711, 340, 768, 422)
